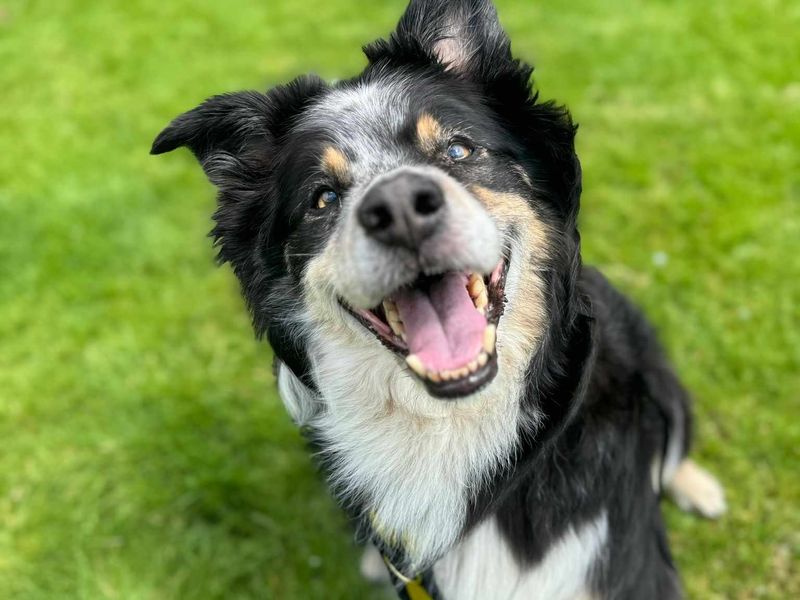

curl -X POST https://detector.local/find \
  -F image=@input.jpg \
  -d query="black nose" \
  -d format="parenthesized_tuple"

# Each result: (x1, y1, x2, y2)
(357, 172, 445, 249)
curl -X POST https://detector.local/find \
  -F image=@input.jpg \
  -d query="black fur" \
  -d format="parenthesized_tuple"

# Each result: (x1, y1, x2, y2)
(152, 1, 701, 597)
(468, 268, 690, 598)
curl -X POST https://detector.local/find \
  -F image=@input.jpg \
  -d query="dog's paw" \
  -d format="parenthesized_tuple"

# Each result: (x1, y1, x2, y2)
(667, 458, 727, 519)
(360, 544, 391, 584)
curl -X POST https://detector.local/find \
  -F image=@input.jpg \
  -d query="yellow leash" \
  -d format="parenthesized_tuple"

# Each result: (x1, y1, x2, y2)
(382, 554, 436, 600)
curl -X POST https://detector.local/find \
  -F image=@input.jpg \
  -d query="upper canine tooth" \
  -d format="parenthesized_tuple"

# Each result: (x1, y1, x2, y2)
(388, 316, 405, 337)
(483, 324, 497, 353)
(477, 352, 489, 367)
(468, 275, 485, 299)
(406, 354, 426, 377)
(384, 299, 405, 338)
(383, 299, 399, 319)
(475, 289, 488, 310)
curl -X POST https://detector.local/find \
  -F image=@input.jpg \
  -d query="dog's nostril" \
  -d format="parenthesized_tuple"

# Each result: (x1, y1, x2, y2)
(414, 189, 443, 216)
(362, 203, 393, 232)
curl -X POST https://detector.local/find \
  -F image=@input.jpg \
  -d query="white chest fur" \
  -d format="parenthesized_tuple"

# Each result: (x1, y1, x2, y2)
(434, 512, 608, 600)
(278, 340, 525, 570)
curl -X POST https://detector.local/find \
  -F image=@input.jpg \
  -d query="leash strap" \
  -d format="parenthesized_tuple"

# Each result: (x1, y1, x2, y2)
(382, 553, 442, 600)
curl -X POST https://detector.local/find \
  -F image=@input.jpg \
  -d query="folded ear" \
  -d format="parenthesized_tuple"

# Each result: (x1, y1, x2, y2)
(387, 0, 512, 75)
(151, 76, 326, 189)
(150, 91, 275, 193)
(151, 91, 274, 157)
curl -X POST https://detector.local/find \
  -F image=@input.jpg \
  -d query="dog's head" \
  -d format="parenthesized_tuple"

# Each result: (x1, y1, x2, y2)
(153, 0, 581, 414)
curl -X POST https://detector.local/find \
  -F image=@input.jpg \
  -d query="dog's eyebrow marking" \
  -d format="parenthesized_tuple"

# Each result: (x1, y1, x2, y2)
(416, 113, 443, 154)
(321, 146, 350, 183)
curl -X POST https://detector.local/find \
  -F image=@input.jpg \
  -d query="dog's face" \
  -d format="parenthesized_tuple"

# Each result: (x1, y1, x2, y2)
(153, 0, 581, 415)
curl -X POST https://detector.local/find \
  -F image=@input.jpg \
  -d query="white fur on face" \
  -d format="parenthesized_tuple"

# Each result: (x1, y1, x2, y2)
(434, 512, 609, 600)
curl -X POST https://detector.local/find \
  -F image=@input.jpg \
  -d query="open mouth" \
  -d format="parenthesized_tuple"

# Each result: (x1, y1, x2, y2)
(342, 257, 508, 399)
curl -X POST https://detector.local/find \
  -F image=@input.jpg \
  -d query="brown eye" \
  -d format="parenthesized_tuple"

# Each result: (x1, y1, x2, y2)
(315, 189, 340, 209)
(447, 141, 473, 160)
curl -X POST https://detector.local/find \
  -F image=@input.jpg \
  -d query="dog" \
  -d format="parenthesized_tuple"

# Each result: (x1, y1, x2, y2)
(151, 1, 726, 597)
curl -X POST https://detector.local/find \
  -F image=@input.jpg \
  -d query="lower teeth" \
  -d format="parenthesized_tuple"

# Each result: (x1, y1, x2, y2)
(405, 350, 492, 383)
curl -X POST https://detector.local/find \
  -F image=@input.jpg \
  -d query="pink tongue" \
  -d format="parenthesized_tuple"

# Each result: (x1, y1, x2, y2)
(394, 273, 486, 373)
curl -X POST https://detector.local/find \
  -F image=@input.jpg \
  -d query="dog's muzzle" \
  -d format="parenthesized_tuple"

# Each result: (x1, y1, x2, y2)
(329, 167, 508, 399)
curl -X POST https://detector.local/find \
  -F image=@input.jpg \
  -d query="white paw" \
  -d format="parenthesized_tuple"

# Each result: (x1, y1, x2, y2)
(667, 459, 727, 519)
(360, 543, 391, 584)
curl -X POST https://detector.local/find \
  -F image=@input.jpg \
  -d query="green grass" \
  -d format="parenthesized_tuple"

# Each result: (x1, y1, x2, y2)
(0, 0, 797, 597)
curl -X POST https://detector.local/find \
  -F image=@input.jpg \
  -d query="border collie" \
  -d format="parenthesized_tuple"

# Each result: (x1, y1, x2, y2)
(152, 1, 726, 597)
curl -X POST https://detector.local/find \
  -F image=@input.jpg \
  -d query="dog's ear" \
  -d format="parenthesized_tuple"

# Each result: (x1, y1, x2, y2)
(386, 0, 512, 75)
(152, 91, 277, 194)
(151, 76, 326, 190)
(151, 91, 269, 158)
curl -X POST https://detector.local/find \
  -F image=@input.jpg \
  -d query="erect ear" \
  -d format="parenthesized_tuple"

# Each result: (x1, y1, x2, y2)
(390, 0, 512, 74)
(151, 76, 326, 188)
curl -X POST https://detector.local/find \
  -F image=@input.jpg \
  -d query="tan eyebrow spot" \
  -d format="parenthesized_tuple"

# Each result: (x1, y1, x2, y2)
(321, 146, 350, 183)
(416, 113, 443, 153)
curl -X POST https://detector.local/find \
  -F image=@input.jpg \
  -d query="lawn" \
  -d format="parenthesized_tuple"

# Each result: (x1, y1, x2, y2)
(0, 0, 797, 598)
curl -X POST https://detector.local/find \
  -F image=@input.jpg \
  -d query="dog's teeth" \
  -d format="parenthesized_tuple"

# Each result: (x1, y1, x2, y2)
(468, 273, 489, 312)
(388, 317, 405, 338)
(383, 299, 399, 319)
(383, 299, 406, 338)
(474, 289, 488, 311)
(456, 367, 469, 378)
(477, 352, 489, 367)
(483, 325, 496, 353)
(428, 371, 441, 383)
(406, 354, 426, 377)
(467, 359, 478, 373)
(468, 273, 484, 298)
(440, 369, 452, 381)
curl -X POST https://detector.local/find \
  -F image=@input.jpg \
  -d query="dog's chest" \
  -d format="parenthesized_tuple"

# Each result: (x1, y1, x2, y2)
(284, 327, 526, 569)
(433, 513, 608, 600)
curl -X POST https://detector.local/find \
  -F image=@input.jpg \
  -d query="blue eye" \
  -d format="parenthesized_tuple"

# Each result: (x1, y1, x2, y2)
(315, 189, 339, 209)
(447, 142, 473, 160)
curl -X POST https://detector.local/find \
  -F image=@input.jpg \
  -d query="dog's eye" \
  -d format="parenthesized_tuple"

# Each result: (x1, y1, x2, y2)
(447, 142, 473, 161)
(315, 189, 340, 209)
